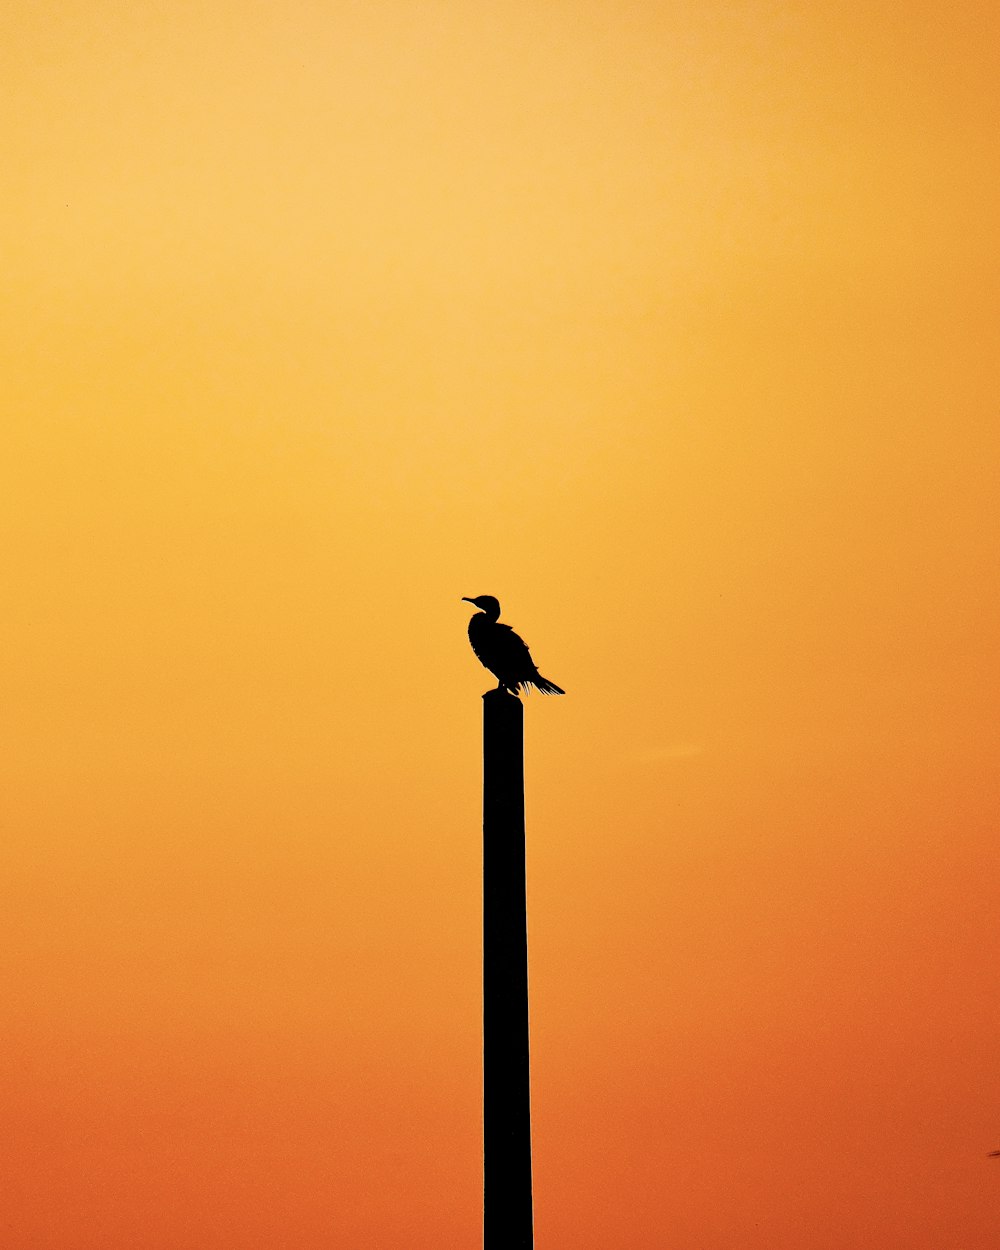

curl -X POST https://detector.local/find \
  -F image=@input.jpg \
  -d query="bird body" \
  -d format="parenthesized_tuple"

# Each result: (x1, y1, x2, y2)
(462, 596, 565, 696)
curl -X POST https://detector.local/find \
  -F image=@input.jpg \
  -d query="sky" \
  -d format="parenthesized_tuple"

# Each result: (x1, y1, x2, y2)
(3, 1, 998, 1245)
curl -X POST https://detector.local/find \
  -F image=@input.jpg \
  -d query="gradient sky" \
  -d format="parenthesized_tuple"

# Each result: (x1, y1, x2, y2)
(3, 1, 999, 1246)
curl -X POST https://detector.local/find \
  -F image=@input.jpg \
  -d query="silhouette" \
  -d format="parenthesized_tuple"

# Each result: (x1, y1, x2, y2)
(480, 689, 533, 1247)
(462, 596, 565, 695)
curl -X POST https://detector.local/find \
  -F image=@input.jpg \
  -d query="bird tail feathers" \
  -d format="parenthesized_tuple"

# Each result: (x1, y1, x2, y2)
(531, 674, 565, 695)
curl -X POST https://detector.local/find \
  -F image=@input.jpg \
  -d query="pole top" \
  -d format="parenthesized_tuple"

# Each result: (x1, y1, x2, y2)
(482, 688, 522, 705)
(482, 688, 524, 728)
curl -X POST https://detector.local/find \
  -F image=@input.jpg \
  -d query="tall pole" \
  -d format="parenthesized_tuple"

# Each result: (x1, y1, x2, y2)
(482, 688, 533, 1248)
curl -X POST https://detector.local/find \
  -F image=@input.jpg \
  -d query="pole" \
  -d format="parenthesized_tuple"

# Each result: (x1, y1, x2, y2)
(482, 688, 533, 1249)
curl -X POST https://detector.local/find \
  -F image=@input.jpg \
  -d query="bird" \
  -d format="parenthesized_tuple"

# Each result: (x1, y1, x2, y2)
(462, 596, 565, 696)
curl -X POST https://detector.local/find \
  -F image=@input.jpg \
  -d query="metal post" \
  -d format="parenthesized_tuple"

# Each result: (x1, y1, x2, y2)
(482, 688, 533, 1248)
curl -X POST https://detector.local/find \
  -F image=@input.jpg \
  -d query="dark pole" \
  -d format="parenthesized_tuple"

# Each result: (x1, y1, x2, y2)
(482, 688, 533, 1249)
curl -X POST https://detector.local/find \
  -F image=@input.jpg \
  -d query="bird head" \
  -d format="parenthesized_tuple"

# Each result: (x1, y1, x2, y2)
(462, 595, 501, 619)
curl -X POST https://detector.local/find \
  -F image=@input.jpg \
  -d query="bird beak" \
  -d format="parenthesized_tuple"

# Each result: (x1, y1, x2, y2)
(461, 597, 475, 604)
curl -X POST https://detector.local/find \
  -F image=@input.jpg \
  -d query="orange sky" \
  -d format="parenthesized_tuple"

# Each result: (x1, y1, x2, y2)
(3, 1, 999, 1245)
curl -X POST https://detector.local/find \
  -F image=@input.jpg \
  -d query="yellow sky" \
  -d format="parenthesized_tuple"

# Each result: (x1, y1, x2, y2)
(3, 1, 998, 1245)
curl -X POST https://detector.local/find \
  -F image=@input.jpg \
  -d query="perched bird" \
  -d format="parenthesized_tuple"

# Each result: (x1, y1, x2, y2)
(462, 596, 565, 696)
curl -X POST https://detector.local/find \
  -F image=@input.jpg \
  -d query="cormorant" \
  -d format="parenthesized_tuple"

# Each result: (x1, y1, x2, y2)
(462, 596, 565, 696)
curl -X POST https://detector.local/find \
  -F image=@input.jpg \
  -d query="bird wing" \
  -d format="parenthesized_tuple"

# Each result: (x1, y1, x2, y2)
(466, 615, 561, 692)
(490, 623, 537, 675)
(467, 619, 537, 684)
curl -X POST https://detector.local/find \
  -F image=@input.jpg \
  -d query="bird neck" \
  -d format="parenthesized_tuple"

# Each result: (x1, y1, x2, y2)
(479, 606, 500, 623)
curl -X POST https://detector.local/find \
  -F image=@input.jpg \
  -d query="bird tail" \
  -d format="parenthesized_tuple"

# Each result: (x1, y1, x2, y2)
(531, 674, 565, 695)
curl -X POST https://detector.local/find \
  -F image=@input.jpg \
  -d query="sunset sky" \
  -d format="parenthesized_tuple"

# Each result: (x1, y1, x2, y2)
(3, 1, 998, 1245)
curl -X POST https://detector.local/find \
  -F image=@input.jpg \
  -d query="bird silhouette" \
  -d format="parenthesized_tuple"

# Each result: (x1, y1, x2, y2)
(462, 596, 565, 696)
